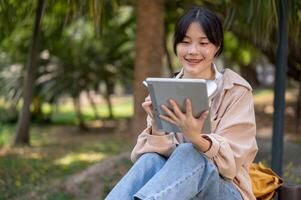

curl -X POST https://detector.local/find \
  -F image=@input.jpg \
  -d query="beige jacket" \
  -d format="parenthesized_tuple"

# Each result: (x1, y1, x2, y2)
(131, 69, 258, 200)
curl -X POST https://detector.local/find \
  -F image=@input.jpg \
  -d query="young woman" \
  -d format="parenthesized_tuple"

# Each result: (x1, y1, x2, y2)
(105, 6, 258, 200)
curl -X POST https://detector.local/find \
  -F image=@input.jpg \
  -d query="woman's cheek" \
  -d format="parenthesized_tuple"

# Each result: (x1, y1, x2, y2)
(176, 45, 187, 56)
(207, 46, 219, 58)
(201, 47, 211, 57)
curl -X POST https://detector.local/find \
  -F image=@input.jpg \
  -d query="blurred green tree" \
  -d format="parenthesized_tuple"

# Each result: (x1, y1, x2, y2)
(0, 0, 134, 144)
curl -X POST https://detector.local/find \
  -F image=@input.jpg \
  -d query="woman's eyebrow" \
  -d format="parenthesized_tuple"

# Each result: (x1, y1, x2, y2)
(197, 36, 208, 39)
(184, 35, 208, 39)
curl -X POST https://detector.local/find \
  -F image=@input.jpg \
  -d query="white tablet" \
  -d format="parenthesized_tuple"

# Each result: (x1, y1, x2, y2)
(145, 78, 211, 133)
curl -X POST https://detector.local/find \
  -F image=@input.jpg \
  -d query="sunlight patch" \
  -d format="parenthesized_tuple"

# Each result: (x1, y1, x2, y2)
(55, 152, 106, 166)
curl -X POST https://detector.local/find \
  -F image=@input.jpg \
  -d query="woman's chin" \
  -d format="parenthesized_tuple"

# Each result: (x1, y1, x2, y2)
(183, 67, 199, 78)
(184, 64, 199, 72)
(183, 64, 212, 79)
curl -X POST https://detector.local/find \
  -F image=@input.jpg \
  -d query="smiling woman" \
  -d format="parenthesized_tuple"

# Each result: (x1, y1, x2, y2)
(174, 7, 223, 80)
(105, 6, 258, 200)
(176, 22, 218, 80)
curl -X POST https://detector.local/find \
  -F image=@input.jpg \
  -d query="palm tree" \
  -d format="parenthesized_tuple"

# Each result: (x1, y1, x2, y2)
(13, 0, 45, 145)
(132, 0, 165, 135)
(12, 0, 121, 145)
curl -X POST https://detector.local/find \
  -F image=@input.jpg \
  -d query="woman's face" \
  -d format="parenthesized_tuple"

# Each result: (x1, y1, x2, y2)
(176, 22, 219, 79)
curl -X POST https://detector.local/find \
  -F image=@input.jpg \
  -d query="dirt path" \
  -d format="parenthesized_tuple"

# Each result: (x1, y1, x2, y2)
(62, 152, 130, 200)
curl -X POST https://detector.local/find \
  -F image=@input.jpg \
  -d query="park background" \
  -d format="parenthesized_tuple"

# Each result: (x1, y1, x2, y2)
(0, 0, 300, 199)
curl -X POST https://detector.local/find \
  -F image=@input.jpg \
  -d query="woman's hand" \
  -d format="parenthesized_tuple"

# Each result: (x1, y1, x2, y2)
(141, 95, 154, 118)
(141, 95, 161, 132)
(160, 98, 209, 143)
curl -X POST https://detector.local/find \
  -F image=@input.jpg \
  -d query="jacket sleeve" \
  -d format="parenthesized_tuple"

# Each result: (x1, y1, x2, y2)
(202, 86, 258, 180)
(130, 115, 185, 162)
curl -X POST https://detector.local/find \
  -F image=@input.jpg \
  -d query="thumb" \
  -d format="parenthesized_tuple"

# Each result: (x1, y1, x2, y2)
(198, 110, 209, 121)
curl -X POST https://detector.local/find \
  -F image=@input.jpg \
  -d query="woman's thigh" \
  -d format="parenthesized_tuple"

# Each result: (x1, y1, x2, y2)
(218, 178, 243, 200)
(190, 165, 243, 200)
(134, 143, 219, 200)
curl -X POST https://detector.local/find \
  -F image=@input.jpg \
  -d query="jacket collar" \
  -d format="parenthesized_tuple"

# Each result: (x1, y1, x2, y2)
(222, 69, 252, 91)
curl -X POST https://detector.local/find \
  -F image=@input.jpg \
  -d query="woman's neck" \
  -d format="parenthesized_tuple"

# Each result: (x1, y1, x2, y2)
(182, 65, 215, 80)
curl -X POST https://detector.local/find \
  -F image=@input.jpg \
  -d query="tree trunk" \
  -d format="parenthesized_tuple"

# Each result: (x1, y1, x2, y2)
(239, 64, 260, 88)
(13, 0, 44, 145)
(163, 27, 174, 76)
(73, 97, 87, 131)
(104, 78, 114, 119)
(104, 93, 113, 119)
(86, 91, 101, 120)
(132, 0, 165, 135)
(296, 80, 301, 134)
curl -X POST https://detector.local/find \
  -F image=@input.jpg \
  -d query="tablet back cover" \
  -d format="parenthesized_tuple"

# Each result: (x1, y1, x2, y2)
(146, 78, 211, 133)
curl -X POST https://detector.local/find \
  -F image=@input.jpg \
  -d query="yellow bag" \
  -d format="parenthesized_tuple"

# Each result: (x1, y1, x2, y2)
(249, 162, 284, 200)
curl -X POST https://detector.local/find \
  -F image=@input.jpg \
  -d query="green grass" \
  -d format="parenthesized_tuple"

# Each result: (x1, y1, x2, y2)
(0, 95, 133, 124)
(0, 124, 15, 146)
(0, 125, 134, 200)
(38, 96, 133, 124)
(0, 96, 133, 145)
(46, 192, 76, 200)
(253, 87, 297, 99)
(50, 99, 132, 124)
(0, 96, 134, 199)
(253, 88, 273, 96)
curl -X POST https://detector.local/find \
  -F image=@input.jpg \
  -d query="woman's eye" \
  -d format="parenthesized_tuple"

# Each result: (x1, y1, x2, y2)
(200, 42, 209, 45)
(181, 41, 190, 44)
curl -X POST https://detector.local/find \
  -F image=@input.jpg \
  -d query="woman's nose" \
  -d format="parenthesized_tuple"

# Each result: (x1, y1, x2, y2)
(188, 44, 199, 54)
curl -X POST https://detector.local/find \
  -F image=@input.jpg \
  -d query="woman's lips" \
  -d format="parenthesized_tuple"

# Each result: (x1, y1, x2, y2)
(185, 58, 202, 65)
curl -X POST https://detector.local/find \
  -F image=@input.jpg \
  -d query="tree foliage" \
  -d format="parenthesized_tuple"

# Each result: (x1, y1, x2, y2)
(0, 1, 135, 123)
(0, 0, 300, 135)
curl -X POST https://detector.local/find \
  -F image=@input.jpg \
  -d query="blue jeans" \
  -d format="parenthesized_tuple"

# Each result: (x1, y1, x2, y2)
(105, 143, 243, 200)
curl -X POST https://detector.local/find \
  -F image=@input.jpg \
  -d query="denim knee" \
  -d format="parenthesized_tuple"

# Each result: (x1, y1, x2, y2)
(172, 143, 210, 164)
(173, 143, 199, 155)
(138, 152, 166, 165)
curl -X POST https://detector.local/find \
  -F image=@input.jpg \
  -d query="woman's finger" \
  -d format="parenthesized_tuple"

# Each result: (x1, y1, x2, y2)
(185, 98, 193, 117)
(198, 110, 209, 121)
(145, 95, 151, 102)
(142, 101, 153, 117)
(161, 104, 179, 123)
(142, 101, 152, 108)
(169, 99, 184, 119)
(159, 114, 177, 125)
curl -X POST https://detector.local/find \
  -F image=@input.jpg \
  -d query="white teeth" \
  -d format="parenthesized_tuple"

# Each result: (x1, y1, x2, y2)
(186, 59, 201, 63)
